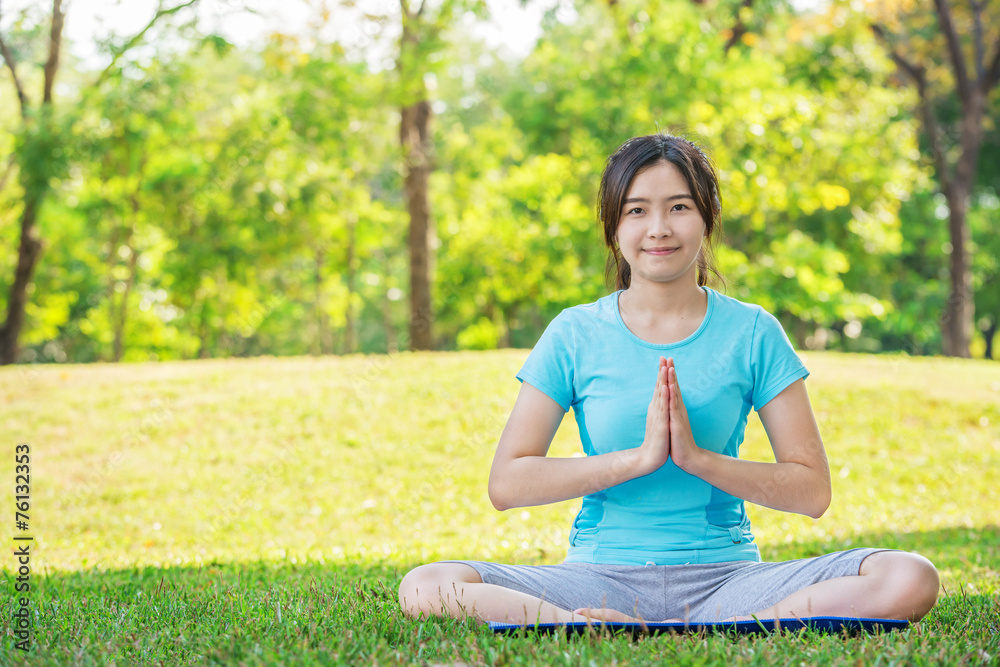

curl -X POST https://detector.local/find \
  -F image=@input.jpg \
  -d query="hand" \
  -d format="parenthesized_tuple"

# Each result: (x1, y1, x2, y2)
(666, 358, 702, 472)
(638, 356, 670, 475)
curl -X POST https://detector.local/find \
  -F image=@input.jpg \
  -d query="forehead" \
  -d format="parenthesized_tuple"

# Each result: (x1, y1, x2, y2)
(627, 161, 690, 195)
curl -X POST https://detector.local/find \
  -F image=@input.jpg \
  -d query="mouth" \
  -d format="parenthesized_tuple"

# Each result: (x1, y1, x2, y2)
(643, 247, 679, 255)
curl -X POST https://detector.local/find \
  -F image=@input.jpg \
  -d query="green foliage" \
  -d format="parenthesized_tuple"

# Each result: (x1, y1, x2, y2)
(1, 0, 997, 361)
(456, 316, 500, 350)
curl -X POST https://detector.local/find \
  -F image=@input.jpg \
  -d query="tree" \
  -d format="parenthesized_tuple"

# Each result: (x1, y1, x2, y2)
(870, 0, 1000, 357)
(396, 0, 485, 351)
(398, 0, 438, 351)
(0, 0, 199, 364)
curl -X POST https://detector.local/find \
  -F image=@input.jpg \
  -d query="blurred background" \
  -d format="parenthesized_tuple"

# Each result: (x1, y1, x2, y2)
(1, 0, 997, 365)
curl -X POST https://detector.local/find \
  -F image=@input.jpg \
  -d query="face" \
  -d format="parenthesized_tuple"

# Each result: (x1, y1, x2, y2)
(615, 160, 707, 288)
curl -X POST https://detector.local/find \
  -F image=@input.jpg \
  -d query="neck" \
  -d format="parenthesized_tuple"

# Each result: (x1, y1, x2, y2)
(620, 278, 705, 321)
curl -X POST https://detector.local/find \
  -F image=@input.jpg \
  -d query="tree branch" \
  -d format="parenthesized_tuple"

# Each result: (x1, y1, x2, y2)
(984, 33, 1000, 92)
(933, 0, 971, 102)
(871, 24, 923, 83)
(0, 153, 15, 195)
(42, 0, 64, 104)
(0, 36, 27, 117)
(0, 0, 29, 117)
(723, 0, 753, 53)
(91, 0, 199, 89)
(871, 22, 953, 193)
(971, 0, 985, 84)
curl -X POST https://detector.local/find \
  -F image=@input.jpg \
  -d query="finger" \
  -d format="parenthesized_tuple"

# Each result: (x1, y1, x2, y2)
(669, 373, 684, 420)
(659, 383, 667, 422)
(669, 365, 683, 403)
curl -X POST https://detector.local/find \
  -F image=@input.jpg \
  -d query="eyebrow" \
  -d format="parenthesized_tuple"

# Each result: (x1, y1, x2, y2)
(624, 194, 694, 203)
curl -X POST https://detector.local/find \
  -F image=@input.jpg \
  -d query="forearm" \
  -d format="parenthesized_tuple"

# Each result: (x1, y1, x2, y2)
(684, 450, 832, 519)
(488, 447, 646, 511)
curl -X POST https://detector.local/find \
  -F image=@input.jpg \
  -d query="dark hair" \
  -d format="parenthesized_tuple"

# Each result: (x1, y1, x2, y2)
(599, 133, 724, 291)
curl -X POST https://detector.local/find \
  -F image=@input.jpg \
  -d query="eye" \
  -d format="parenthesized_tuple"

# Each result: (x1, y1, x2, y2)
(671, 203, 690, 211)
(626, 207, 644, 215)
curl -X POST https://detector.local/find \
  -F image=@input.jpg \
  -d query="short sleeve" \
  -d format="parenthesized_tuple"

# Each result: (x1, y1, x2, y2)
(750, 308, 809, 411)
(516, 312, 575, 412)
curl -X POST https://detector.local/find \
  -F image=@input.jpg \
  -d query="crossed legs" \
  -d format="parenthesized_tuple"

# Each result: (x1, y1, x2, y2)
(725, 550, 940, 622)
(398, 551, 940, 624)
(398, 562, 589, 624)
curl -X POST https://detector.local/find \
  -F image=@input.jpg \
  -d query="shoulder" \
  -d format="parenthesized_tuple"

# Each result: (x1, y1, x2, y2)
(706, 288, 769, 326)
(545, 292, 618, 331)
(706, 289, 795, 353)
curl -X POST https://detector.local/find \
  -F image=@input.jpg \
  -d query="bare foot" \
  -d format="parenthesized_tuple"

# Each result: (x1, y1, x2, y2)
(573, 608, 684, 623)
(573, 608, 643, 623)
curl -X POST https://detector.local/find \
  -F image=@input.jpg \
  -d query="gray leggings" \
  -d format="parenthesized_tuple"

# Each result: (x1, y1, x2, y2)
(447, 547, 888, 622)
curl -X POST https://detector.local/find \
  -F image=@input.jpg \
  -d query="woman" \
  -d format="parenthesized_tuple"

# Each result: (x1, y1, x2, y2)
(398, 133, 939, 625)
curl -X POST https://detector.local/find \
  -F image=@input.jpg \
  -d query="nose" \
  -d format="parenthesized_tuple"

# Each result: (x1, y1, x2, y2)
(647, 212, 672, 237)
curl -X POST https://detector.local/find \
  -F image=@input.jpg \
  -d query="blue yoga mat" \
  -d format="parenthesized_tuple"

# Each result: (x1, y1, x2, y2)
(489, 616, 910, 635)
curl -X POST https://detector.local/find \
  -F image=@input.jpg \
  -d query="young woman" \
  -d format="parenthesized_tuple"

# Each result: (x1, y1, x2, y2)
(398, 133, 940, 625)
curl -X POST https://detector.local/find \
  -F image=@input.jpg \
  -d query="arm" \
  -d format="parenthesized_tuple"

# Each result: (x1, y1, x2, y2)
(667, 361, 832, 519)
(488, 365, 671, 511)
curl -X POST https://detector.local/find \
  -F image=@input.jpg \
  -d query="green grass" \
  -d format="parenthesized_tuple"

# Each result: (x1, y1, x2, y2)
(1, 350, 998, 664)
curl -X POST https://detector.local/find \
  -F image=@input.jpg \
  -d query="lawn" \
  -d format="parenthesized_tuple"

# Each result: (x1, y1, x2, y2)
(1, 350, 998, 664)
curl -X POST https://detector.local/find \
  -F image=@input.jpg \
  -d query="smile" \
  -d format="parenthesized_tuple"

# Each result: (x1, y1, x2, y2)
(643, 248, 678, 255)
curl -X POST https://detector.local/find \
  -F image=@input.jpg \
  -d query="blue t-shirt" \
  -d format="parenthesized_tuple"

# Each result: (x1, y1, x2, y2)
(516, 287, 809, 566)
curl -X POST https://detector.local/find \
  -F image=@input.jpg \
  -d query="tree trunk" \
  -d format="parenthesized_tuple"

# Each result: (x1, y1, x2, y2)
(983, 318, 997, 360)
(941, 183, 974, 358)
(197, 302, 211, 359)
(343, 216, 357, 355)
(401, 99, 434, 351)
(0, 194, 44, 364)
(112, 240, 139, 363)
(499, 305, 513, 348)
(941, 85, 985, 358)
(313, 247, 329, 356)
(382, 292, 398, 354)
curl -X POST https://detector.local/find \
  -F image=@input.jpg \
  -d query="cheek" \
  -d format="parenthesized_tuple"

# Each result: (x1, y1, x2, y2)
(615, 224, 628, 248)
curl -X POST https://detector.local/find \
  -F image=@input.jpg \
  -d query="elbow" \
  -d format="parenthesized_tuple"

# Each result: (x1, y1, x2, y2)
(490, 497, 510, 512)
(807, 486, 832, 520)
(489, 489, 509, 512)
(807, 503, 828, 520)
(487, 477, 511, 512)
